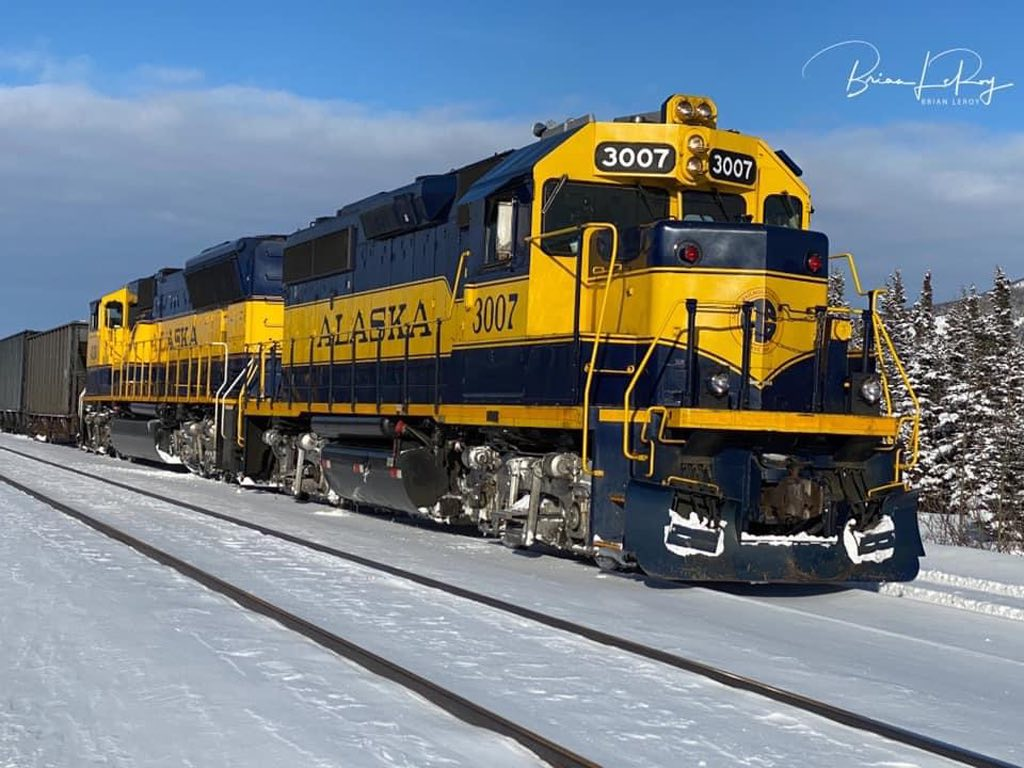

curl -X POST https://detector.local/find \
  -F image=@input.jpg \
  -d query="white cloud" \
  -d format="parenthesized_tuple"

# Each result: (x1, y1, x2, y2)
(0, 74, 526, 335)
(772, 123, 1024, 299)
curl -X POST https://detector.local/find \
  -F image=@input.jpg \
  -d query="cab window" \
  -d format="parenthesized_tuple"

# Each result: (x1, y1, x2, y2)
(485, 200, 516, 265)
(682, 191, 747, 223)
(105, 301, 123, 329)
(764, 194, 803, 228)
(541, 180, 669, 257)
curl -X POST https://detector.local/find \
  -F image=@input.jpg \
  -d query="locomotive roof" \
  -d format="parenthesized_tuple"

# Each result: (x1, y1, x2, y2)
(286, 128, 577, 246)
(185, 235, 285, 272)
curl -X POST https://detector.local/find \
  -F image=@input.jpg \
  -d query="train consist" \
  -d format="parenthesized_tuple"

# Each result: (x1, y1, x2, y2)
(2, 94, 923, 582)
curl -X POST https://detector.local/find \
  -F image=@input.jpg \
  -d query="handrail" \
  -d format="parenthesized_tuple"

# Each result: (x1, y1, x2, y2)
(829, 252, 921, 485)
(447, 250, 470, 318)
(236, 350, 261, 447)
(578, 223, 618, 476)
(211, 342, 230, 438)
(219, 356, 256, 441)
(523, 221, 620, 476)
(623, 298, 690, 462)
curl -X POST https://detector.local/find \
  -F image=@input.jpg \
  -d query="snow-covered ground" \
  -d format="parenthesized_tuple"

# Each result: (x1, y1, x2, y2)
(0, 481, 541, 768)
(2, 434, 1021, 765)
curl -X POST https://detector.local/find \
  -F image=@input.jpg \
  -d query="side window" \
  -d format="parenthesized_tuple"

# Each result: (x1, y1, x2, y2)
(764, 194, 803, 228)
(485, 200, 515, 264)
(89, 302, 100, 331)
(105, 301, 123, 329)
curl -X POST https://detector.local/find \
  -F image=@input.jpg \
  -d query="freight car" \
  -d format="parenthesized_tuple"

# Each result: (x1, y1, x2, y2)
(0, 331, 34, 432)
(0, 323, 87, 441)
(81, 93, 924, 583)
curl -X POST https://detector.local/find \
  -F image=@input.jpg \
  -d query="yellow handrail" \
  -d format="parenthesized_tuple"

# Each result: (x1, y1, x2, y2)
(524, 221, 620, 476)
(831, 252, 921, 484)
(623, 298, 690, 462)
(578, 223, 619, 476)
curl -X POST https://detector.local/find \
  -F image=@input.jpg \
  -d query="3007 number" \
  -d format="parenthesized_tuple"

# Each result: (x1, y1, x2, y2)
(595, 142, 676, 174)
(473, 293, 519, 333)
(708, 149, 757, 185)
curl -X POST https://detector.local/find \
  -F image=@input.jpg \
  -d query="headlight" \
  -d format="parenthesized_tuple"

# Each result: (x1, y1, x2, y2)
(675, 100, 695, 120)
(859, 376, 882, 405)
(687, 134, 707, 153)
(708, 372, 730, 397)
(686, 156, 706, 175)
(696, 102, 713, 120)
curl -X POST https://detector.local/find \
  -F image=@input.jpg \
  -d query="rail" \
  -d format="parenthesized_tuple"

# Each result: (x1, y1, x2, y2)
(0, 466, 595, 768)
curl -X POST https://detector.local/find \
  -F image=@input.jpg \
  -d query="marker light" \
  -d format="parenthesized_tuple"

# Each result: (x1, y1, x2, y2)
(806, 252, 823, 273)
(677, 241, 701, 264)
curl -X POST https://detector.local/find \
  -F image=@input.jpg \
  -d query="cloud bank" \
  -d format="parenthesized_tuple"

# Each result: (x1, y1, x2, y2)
(0, 71, 526, 335)
(775, 123, 1024, 300)
(0, 56, 1020, 335)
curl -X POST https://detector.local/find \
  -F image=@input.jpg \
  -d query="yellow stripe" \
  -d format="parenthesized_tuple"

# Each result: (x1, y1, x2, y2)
(243, 401, 585, 429)
(598, 407, 899, 437)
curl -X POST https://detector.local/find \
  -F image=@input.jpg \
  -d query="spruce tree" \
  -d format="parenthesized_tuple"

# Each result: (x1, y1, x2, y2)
(907, 272, 948, 514)
(985, 268, 1024, 549)
(878, 270, 915, 447)
(933, 288, 987, 542)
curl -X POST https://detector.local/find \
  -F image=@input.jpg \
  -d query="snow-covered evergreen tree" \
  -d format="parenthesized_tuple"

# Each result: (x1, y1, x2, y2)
(907, 272, 948, 513)
(827, 272, 847, 307)
(983, 268, 1024, 549)
(878, 270, 916, 446)
(934, 287, 993, 542)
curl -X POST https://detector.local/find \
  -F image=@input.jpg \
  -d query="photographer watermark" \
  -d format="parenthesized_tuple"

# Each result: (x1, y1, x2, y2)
(802, 40, 1013, 107)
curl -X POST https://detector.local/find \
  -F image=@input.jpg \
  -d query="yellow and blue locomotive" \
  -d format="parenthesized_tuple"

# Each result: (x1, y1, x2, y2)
(84, 94, 922, 582)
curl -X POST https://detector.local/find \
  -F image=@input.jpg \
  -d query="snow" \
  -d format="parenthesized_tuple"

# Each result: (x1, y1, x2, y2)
(664, 509, 725, 557)
(843, 516, 896, 563)
(0, 482, 541, 767)
(3, 435, 1022, 765)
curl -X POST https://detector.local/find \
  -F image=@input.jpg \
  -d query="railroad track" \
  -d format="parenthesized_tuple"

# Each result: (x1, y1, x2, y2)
(0, 468, 594, 768)
(0, 443, 1015, 768)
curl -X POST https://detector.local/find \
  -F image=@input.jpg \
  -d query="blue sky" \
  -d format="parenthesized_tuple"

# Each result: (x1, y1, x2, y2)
(1, 0, 1021, 334)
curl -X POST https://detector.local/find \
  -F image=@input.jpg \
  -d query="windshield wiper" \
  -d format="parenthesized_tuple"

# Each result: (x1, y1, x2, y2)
(542, 173, 569, 215)
(780, 192, 797, 222)
(711, 189, 733, 222)
(635, 184, 657, 220)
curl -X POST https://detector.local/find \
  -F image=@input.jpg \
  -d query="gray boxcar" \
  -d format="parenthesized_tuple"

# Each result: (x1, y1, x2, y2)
(0, 330, 36, 430)
(23, 322, 88, 439)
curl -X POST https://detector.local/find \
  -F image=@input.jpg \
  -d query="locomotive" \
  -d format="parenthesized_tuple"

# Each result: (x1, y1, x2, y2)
(79, 94, 923, 583)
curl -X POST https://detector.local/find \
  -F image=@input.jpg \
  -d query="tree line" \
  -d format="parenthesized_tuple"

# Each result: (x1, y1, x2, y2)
(830, 267, 1024, 552)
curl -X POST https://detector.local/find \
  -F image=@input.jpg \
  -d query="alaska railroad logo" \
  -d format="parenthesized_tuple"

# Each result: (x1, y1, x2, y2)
(733, 289, 780, 350)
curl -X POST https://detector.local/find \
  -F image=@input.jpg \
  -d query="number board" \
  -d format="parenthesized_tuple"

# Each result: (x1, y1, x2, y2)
(708, 149, 757, 185)
(595, 142, 676, 174)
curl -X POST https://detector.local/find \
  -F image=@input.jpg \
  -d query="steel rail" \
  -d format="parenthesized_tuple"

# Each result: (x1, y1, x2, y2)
(0, 444, 1015, 768)
(0, 468, 595, 768)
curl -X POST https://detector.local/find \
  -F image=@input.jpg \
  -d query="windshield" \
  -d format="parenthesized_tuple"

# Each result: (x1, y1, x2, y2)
(541, 180, 669, 256)
(682, 191, 747, 223)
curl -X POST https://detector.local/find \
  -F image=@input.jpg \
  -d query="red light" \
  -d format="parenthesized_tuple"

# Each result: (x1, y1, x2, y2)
(679, 241, 701, 264)
(806, 252, 822, 273)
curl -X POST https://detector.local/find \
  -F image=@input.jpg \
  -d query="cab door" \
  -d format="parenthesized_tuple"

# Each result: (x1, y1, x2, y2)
(458, 190, 536, 402)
